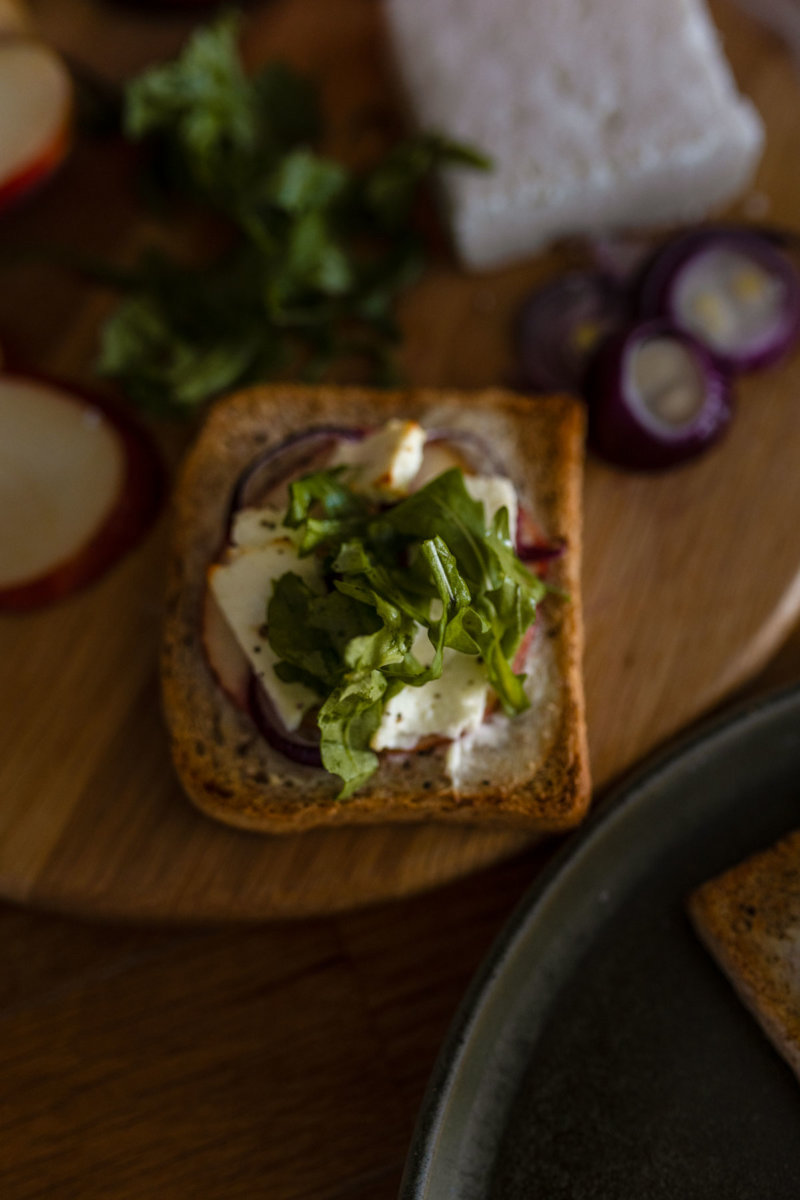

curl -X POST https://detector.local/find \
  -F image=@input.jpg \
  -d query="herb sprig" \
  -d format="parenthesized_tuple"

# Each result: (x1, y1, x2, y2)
(267, 467, 547, 796)
(96, 14, 489, 416)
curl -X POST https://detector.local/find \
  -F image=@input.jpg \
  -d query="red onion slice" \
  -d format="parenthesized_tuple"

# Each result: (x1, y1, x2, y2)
(515, 505, 563, 564)
(516, 271, 630, 394)
(248, 674, 322, 769)
(226, 425, 366, 533)
(638, 227, 800, 372)
(516, 536, 565, 565)
(586, 321, 733, 471)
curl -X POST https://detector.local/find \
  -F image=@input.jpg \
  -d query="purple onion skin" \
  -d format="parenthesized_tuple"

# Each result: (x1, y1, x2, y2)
(226, 425, 366, 535)
(516, 538, 565, 565)
(248, 675, 323, 769)
(637, 227, 800, 373)
(585, 321, 733, 472)
(516, 271, 631, 394)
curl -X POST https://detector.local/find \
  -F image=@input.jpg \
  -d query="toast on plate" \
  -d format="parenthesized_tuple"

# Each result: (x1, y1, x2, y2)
(688, 829, 800, 1082)
(161, 383, 589, 833)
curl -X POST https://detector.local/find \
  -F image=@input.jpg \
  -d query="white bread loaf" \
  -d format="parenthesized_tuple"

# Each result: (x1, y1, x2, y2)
(384, 0, 764, 269)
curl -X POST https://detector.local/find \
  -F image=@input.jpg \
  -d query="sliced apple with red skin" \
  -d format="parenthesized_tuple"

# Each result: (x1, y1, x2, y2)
(202, 587, 251, 708)
(0, 374, 165, 611)
(0, 37, 73, 214)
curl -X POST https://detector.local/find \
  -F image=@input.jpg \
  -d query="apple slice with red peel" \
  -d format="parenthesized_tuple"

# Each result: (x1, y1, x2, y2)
(0, 38, 73, 214)
(0, 375, 164, 611)
(202, 587, 250, 708)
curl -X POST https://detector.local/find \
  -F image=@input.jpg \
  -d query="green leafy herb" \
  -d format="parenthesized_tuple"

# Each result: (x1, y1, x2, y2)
(266, 467, 548, 797)
(95, 13, 490, 416)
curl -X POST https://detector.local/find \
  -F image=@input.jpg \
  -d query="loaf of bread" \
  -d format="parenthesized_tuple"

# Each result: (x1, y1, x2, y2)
(384, 0, 764, 269)
(688, 829, 800, 1082)
(161, 383, 589, 834)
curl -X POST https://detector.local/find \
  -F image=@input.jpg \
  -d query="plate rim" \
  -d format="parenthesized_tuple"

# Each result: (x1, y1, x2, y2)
(399, 679, 800, 1199)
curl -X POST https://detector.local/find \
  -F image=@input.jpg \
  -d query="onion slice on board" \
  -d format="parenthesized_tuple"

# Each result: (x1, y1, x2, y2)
(638, 227, 800, 372)
(0, 374, 164, 610)
(0, 37, 73, 213)
(586, 322, 733, 471)
(516, 271, 630, 394)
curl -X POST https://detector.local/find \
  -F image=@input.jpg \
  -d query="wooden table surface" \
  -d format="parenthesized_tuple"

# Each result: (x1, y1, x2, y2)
(3, 1, 800, 1197)
(2, 654, 799, 1200)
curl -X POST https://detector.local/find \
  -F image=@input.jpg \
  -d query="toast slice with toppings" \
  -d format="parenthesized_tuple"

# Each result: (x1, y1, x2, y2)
(161, 383, 589, 833)
(688, 830, 800, 1082)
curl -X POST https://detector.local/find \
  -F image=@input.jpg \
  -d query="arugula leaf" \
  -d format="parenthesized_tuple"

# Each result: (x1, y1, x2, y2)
(377, 468, 497, 586)
(365, 132, 491, 229)
(251, 62, 322, 151)
(97, 292, 265, 414)
(267, 573, 339, 692)
(318, 671, 387, 799)
(269, 150, 348, 214)
(125, 13, 259, 202)
(265, 465, 549, 796)
(267, 572, 381, 694)
(93, 13, 490, 416)
(285, 469, 367, 526)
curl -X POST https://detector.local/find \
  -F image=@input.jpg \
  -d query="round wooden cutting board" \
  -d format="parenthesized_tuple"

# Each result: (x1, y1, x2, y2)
(1, 0, 799, 920)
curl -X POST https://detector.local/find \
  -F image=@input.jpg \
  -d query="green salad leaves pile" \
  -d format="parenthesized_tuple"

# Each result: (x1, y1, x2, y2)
(266, 467, 548, 796)
(96, 14, 489, 416)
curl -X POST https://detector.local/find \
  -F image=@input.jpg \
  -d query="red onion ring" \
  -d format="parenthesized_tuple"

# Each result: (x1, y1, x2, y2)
(247, 675, 322, 769)
(226, 425, 366, 534)
(516, 537, 565, 565)
(585, 320, 733, 471)
(637, 226, 800, 372)
(515, 271, 630, 394)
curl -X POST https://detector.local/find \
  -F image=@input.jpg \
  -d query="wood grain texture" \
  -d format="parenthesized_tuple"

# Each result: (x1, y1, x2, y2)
(1, 0, 800, 920)
(1, 642, 799, 1200)
(0, 846, 546, 1200)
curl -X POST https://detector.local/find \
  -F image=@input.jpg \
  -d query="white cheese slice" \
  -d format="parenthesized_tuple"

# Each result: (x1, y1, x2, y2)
(385, 0, 764, 269)
(371, 626, 490, 751)
(409, 440, 466, 490)
(464, 474, 518, 534)
(230, 505, 293, 549)
(208, 540, 320, 731)
(329, 419, 425, 500)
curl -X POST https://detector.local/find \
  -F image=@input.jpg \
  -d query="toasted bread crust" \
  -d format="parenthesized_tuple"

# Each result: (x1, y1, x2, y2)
(161, 383, 589, 833)
(688, 830, 800, 1081)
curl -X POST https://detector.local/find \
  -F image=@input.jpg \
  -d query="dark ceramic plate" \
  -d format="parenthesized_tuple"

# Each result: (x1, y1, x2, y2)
(401, 684, 800, 1200)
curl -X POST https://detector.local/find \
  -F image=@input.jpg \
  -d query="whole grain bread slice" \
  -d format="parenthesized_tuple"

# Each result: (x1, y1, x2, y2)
(161, 383, 589, 833)
(688, 829, 800, 1082)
